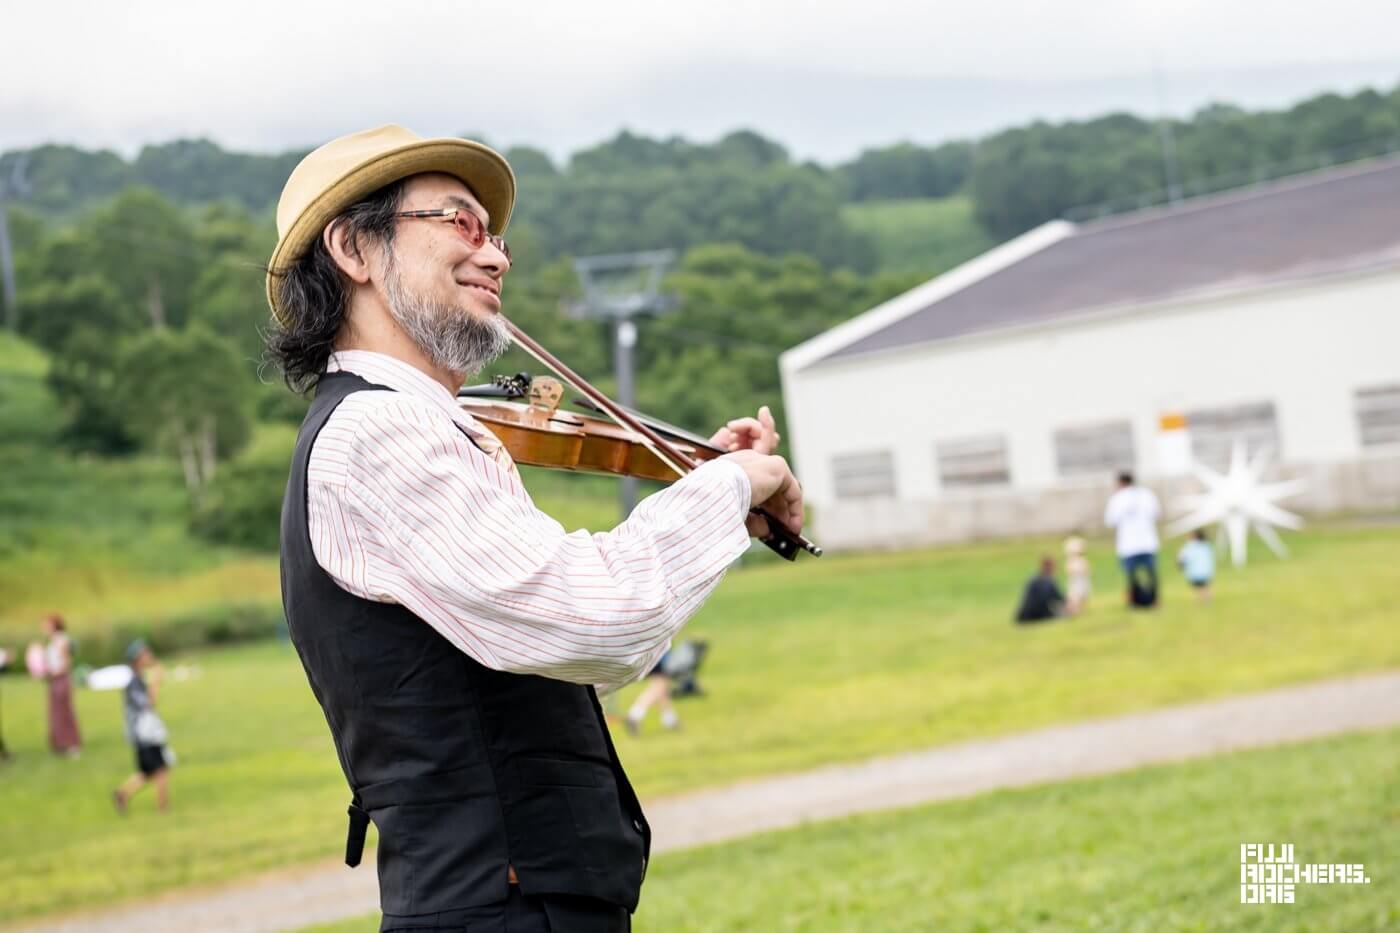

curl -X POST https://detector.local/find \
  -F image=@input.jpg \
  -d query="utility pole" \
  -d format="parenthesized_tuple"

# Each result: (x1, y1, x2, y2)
(566, 249, 679, 519)
(0, 196, 16, 331)
(1151, 53, 1183, 205)
(0, 154, 31, 331)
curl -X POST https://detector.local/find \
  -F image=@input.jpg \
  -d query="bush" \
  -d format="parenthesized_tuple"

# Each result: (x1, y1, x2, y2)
(72, 602, 286, 666)
(189, 436, 292, 551)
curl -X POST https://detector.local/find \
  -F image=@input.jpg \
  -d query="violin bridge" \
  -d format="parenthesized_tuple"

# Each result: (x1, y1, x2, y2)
(527, 377, 564, 414)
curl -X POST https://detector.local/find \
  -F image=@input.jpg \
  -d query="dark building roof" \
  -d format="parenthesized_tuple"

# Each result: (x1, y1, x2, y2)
(824, 156, 1400, 363)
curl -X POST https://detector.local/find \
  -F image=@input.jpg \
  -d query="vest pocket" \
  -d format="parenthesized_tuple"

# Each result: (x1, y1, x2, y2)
(507, 757, 643, 904)
(372, 796, 509, 915)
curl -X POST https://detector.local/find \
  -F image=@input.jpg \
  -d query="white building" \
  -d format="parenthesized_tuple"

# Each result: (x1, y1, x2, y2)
(780, 157, 1400, 551)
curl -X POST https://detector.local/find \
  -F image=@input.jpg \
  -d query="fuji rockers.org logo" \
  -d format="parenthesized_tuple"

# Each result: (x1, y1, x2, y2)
(1240, 844, 1371, 904)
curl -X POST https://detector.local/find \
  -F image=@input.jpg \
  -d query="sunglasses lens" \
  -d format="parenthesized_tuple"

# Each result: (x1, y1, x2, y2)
(453, 212, 486, 248)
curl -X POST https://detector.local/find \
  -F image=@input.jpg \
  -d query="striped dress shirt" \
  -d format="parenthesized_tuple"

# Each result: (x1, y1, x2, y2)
(306, 350, 752, 689)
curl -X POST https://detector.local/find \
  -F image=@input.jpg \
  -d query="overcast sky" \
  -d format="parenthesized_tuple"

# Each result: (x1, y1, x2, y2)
(5, 0, 1399, 162)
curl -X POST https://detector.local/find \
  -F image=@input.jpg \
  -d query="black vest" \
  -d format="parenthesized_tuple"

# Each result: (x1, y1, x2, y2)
(280, 372, 650, 916)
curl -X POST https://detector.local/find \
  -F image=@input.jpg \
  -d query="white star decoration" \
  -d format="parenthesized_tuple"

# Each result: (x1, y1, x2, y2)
(1166, 441, 1306, 567)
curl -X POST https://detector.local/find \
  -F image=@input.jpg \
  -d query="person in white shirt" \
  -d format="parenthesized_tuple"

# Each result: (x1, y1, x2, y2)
(1104, 471, 1162, 608)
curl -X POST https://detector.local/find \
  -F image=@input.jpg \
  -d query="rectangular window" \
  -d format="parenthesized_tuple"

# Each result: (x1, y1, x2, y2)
(1186, 401, 1280, 470)
(1356, 384, 1400, 448)
(831, 450, 895, 499)
(936, 435, 1010, 488)
(1054, 420, 1135, 477)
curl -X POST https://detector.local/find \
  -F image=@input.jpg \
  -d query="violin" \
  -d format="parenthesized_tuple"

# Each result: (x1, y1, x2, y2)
(458, 373, 720, 482)
(462, 318, 822, 561)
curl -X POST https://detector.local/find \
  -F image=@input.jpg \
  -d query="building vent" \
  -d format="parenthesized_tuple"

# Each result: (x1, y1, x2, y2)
(831, 450, 896, 499)
(1356, 384, 1400, 448)
(1185, 401, 1280, 470)
(936, 435, 1010, 488)
(1054, 420, 1136, 477)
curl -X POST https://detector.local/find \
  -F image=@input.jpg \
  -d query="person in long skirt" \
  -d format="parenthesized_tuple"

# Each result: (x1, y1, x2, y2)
(41, 614, 82, 757)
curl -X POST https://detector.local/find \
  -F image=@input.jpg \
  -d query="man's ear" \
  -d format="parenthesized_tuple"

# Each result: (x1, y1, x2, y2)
(323, 220, 374, 285)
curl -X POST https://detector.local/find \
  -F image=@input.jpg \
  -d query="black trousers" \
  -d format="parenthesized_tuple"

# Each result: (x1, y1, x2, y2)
(380, 887, 630, 932)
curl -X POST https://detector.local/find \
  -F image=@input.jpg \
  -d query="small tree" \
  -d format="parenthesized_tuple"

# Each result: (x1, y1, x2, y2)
(112, 327, 252, 500)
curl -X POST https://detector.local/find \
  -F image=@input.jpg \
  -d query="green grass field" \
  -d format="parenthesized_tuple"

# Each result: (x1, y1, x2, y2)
(843, 195, 996, 278)
(308, 726, 1400, 932)
(1, 523, 1397, 923)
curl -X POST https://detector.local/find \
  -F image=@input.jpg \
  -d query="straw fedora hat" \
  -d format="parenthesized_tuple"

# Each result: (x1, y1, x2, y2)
(266, 124, 516, 323)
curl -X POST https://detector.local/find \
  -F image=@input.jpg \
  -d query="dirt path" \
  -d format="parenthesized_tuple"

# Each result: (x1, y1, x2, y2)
(14, 671, 1400, 933)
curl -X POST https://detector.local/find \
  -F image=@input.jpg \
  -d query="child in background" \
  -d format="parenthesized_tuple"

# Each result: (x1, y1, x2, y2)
(113, 641, 173, 813)
(1177, 529, 1216, 603)
(1064, 537, 1092, 615)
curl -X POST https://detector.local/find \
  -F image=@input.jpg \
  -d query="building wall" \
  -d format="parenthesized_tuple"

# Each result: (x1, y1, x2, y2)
(782, 268, 1400, 550)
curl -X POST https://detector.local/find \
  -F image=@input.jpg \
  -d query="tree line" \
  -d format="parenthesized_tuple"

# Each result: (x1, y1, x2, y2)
(4, 80, 1397, 245)
(3, 80, 1398, 548)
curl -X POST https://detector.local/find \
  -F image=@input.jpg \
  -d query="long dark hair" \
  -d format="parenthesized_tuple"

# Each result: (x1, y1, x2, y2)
(263, 181, 405, 394)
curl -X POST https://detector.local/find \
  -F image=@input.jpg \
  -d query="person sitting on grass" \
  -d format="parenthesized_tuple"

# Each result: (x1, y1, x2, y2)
(113, 641, 173, 814)
(1015, 556, 1066, 624)
(1177, 529, 1216, 603)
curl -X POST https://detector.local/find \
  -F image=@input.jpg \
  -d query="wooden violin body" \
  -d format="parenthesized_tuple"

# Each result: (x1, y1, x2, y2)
(458, 374, 727, 482)
(466, 318, 822, 560)
(458, 397, 717, 482)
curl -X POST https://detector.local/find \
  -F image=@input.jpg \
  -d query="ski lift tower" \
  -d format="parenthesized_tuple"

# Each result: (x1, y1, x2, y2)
(0, 154, 31, 331)
(566, 249, 680, 518)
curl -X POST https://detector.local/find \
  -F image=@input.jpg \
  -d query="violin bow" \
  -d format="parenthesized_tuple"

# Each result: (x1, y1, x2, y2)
(500, 317, 822, 561)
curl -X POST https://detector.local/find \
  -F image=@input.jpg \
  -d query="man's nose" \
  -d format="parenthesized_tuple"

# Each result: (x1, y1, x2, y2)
(476, 242, 510, 277)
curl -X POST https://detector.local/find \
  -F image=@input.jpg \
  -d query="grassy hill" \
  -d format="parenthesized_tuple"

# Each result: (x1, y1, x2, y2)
(843, 194, 996, 278)
(0, 330, 269, 648)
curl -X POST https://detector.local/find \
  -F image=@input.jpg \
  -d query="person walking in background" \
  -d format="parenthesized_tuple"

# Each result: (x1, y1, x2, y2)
(0, 647, 12, 762)
(113, 641, 173, 813)
(1104, 472, 1162, 609)
(625, 651, 681, 736)
(1063, 536, 1092, 615)
(1177, 529, 1216, 603)
(1015, 556, 1066, 624)
(40, 614, 82, 757)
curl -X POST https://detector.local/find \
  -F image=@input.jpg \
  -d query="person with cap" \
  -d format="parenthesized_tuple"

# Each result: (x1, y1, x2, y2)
(265, 125, 803, 931)
(113, 640, 172, 814)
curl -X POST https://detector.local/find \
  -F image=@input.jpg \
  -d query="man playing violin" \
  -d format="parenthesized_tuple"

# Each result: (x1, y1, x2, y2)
(265, 126, 803, 933)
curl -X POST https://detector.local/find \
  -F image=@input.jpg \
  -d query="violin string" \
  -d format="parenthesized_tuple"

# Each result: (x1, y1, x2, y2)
(500, 318, 696, 480)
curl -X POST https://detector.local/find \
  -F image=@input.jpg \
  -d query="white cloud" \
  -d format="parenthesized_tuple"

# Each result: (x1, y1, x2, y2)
(4, 0, 1399, 158)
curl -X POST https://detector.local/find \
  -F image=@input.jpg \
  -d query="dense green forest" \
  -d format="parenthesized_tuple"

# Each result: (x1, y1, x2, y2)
(2, 80, 1397, 555)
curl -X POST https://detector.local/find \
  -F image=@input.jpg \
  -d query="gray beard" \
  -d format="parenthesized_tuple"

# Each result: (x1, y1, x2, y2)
(384, 256, 511, 377)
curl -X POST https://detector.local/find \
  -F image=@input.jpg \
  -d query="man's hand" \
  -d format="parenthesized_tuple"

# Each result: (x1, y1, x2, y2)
(710, 405, 780, 456)
(721, 449, 803, 539)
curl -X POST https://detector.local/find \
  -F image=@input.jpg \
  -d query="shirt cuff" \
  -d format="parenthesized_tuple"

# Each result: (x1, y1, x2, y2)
(695, 457, 751, 521)
(693, 457, 753, 563)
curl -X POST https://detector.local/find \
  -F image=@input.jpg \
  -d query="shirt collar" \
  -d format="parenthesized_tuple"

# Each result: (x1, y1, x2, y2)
(326, 350, 485, 433)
